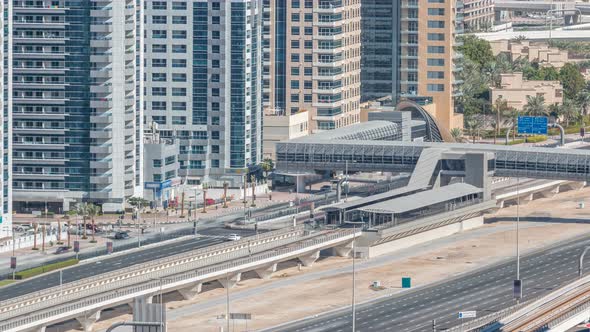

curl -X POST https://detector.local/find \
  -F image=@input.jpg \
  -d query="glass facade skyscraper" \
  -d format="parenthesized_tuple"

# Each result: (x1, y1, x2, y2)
(144, 0, 263, 186)
(361, 0, 465, 131)
(0, 0, 11, 237)
(9, 0, 141, 213)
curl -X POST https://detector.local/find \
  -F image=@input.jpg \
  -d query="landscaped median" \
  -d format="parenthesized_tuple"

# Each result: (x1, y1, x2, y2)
(12, 258, 79, 280)
(503, 135, 548, 145)
(0, 280, 15, 287)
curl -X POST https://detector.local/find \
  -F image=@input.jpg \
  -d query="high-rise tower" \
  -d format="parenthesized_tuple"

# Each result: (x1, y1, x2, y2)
(10, 0, 140, 212)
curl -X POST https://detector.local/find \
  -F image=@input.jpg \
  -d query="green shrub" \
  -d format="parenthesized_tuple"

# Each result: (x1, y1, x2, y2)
(0, 280, 15, 287)
(14, 259, 79, 280)
(506, 139, 525, 145)
(503, 135, 547, 145)
(526, 135, 548, 143)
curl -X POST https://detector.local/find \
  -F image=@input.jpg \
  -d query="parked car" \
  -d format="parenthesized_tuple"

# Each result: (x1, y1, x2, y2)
(84, 223, 101, 232)
(320, 185, 332, 192)
(13, 225, 31, 232)
(54, 246, 70, 254)
(225, 234, 241, 241)
(205, 198, 216, 206)
(114, 231, 130, 240)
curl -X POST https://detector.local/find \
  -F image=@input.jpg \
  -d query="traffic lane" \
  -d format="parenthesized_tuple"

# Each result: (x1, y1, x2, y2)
(279, 238, 590, 332)
(331, 252, 577, 331)
(296, 250, 578, 331)
(0, 225, 256, 278)
(1, 226, 262, 300)
(0, 236, 224, 301)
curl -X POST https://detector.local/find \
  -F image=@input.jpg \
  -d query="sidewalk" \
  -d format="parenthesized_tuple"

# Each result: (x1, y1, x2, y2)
(12, 191, 309, 226)
(2, 190, 313, 276)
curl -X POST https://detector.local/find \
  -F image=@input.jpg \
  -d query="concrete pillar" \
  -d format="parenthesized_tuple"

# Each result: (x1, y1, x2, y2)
(332, 241, 353, 257)
(539, 185, 560, 198)
(464, 152, 492, 201)
(298, 250, 320, 267)
(497, 200, 505, 209)
(76, 310, 101, 332)
(521, 194, 534, 204)
(178, 282, 203, 300)
(254, 263, 277, 280)
(218, 273, 242, 289)
(566, 181, 586, 191)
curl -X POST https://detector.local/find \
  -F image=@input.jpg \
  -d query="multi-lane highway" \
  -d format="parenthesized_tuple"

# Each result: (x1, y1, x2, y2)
(0, 226, 259, 301)
(277, 235, 590, 332)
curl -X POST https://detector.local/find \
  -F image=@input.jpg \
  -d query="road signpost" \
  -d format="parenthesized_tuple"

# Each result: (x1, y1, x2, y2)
(10, 256, 16, 280)
(514, 279, 523, 300)
(74, 240, 80, 260)
(517, 116, 548, 135)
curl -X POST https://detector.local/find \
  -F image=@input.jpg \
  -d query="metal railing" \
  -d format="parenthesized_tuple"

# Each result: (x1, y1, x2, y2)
(0, 229, 359, 331)
(547, 296, 590, 328)
(0, 227, 307, 315)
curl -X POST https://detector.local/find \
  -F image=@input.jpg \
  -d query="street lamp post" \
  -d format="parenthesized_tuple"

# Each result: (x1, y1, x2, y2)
(201, 183, 208, 213)
(345, 221, 364, 332)
(136, 203, 142, 248)
(514, 175, 522, 303)
(251, 174, 257, 207)
(579, 246, 590, 278)
(226, 273, 231, 332)
(194, 188, 199, 236)
(150, 277, 173, 332)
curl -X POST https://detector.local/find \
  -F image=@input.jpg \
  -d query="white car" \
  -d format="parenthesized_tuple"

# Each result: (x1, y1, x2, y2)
(226, 234, 241, 241)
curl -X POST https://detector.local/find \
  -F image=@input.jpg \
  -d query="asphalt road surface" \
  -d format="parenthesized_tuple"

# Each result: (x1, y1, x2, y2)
(0, 227, 258, 301)
(278, 235, 590, 332)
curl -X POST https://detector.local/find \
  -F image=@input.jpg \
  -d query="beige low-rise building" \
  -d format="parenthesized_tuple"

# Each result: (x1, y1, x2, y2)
(490, 72, 563, 111)
(263, 109, 309, 160)
(489, 40, 570, 68)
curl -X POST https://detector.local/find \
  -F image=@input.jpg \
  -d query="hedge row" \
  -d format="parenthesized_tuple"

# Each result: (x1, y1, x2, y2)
(14, 258, 79, 280)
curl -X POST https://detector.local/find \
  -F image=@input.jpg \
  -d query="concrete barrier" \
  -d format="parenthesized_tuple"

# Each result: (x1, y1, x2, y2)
(0, 228, 360, 332)
(365, 216, 483, 258)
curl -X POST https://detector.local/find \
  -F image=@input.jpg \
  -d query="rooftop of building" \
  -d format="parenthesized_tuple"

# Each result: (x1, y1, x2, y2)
(357, 183, 482, 214)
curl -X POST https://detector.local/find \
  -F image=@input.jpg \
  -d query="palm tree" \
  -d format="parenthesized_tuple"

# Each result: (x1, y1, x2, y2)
(559, 100, 580, 128)
(87, 204, 101, 243)
(261, 158, 274, 179)
(577, 90, 590, 116)
(464, 116, 484, 143)
(450, 128, 463, 142)
(523, 95, 548, 116)
(66, 210, 77, 248)
(75, 203, 89, 239)
(492, 97, 509, 144)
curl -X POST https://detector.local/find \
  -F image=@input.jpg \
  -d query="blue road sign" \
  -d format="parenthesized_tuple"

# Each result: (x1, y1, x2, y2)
(518, 116, 548, 135)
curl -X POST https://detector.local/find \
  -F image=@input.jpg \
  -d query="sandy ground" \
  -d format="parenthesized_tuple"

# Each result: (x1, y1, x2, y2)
(50, 186, 590, 332)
